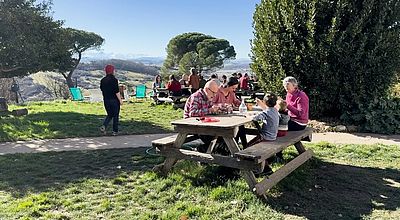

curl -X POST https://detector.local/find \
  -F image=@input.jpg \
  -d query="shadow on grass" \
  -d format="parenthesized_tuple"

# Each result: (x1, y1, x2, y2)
(0, 111, 171, 142)
(0, 147, 163, 197)
(1, 146, 399, 219)
(269, 158, 400, 219)
(185, 165, 241, 188)
(170, 155, 400, 219)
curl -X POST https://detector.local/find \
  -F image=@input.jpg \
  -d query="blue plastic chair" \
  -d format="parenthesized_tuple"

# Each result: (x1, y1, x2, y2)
(135, 84, 147, 99)
(69, 88, 84, 101)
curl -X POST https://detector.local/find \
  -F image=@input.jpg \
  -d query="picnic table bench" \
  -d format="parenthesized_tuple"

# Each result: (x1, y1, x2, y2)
(154, 87, 190, 108)
(152, 114, 313, 198)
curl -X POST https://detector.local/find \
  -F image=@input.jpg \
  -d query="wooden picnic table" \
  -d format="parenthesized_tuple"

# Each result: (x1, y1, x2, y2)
(154, 87, 191, 106)
(156, 87, 191, 92)
(152, 112, 313, 198)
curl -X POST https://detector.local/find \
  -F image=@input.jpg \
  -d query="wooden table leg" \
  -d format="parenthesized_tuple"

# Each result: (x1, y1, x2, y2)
(294, 141, 306, 154)
(206, 137, 218, 154)
(255, 149, 314, 195)
(223, 137, 260, 194)
(158, 133, 188, 175)
(222, 137, 240, 154)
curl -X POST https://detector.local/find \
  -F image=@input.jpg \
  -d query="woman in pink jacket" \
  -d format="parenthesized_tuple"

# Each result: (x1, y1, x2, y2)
(283, 76, 309, 131)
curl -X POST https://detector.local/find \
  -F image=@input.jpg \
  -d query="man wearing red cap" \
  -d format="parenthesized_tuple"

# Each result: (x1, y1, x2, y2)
(100, 64, 123, 136)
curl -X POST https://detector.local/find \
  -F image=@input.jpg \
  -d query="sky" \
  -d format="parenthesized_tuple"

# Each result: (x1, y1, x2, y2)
(51, 0, 260, 59)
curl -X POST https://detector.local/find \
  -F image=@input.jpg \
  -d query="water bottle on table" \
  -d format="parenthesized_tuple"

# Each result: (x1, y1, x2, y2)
(239, 98, 247, 114)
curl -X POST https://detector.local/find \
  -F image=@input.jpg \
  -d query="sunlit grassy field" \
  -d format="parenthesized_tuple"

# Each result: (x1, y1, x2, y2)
(1, 100, 399, 219)
(0, 142, 399, 219)
(0, 100, 182, 142)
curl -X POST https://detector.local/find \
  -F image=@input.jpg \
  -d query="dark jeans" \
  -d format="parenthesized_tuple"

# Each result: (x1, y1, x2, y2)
(103, 99, 120, 132)
(235, 125, 248, 148)
(182, 88, 191, 96)
(171, 90, 182, 96)
(288, 120, 307, 131)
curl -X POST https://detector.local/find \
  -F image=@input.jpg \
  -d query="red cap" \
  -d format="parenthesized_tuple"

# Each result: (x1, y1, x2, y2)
(105, 64, 115, 74)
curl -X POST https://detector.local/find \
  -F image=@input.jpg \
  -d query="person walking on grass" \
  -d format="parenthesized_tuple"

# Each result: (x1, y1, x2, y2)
(100, 64, 123, 136)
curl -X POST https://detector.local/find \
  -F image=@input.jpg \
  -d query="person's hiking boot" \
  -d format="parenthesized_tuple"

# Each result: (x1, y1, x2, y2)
(262, 165, 273, 175)
(276, 151, 284, 163)
(99, 125, 106, 134)
(112, 131, 118, 136)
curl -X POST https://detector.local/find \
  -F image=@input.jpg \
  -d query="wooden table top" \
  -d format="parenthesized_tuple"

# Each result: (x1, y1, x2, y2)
(156, 87, 190, 91)
(171, 113, 258, 129)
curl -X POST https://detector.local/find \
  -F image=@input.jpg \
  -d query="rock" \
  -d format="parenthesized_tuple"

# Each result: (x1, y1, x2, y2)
(324, 126, 332, 132)
(11, 108, 28, 116)
(346, 125, 358, 133)
(0, 97, 8, 112)
(335, 125, 347, 132)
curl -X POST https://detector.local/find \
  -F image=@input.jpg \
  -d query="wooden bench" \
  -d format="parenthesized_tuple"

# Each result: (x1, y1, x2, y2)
(236, 127, 313, 195)
(154, 134, 266, 172)
(152, 134, 198, 149)
(155, 95, 189, 109)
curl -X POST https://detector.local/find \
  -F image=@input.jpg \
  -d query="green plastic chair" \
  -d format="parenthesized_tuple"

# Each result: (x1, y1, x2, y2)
(69, 88, 84, 101)
(135, 84, 147, 99)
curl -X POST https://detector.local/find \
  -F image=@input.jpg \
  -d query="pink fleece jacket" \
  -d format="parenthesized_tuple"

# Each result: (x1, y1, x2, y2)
(285, 89, 309, 124)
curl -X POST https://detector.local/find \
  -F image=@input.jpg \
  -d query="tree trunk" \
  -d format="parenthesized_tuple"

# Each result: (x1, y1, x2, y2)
(65, 51, 82, 88)
(66, 76, 74, 88)
(0, 78, 16, 102)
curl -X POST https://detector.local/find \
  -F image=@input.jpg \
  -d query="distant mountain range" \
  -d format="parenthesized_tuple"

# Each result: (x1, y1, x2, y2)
(81, 52, 165, 66)
(81, 52, 251, 71)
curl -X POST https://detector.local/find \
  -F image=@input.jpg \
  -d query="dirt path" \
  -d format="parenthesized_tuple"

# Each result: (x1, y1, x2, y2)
(0, 132, 399, 155)
(311, 132, 400, 145)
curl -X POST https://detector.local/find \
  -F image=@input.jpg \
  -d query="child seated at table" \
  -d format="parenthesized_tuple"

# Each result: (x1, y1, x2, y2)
(248, 92, 279, 146)
(248, 93, 279, 175)
(277, 99, 290, 137)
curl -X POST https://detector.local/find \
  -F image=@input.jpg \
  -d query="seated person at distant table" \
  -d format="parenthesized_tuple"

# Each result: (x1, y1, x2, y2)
(152, 74, 167, 98)
(166, 75, 182, 96)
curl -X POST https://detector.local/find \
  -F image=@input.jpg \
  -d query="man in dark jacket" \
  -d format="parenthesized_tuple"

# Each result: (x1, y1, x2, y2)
(100, 64, 123, 135)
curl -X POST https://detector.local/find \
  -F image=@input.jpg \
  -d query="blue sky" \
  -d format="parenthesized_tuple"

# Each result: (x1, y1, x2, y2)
(51, 0, 260, 59)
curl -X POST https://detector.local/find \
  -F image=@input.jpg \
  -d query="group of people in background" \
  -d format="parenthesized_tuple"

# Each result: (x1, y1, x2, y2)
(151, 67, 258, 99)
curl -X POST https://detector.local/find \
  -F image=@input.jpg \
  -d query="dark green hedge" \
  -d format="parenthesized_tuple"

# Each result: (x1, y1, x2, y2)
(251, 0, 400, 133)
(360, 97, 400, 134)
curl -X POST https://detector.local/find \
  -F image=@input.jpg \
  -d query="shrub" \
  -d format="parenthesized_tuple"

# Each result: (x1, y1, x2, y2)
(361, 97, 400, 134)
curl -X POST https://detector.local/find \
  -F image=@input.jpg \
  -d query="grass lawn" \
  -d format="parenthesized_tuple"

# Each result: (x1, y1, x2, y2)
(0, 100, 183, 142)
(0, 142, 399, 219)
